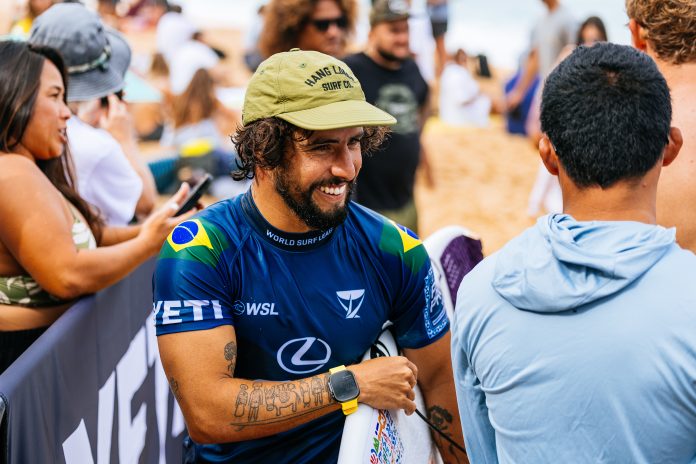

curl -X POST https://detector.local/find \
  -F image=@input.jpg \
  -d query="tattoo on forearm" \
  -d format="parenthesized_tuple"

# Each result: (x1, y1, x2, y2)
(299, 379, 311, 407)
(428, 405, 453, 432)
(224, 341, 237, 378)
(231, 374, 336, 430)
(428, 405, 465, 461)
(169, 376, 182, 402)
(231, 404, 335, 431)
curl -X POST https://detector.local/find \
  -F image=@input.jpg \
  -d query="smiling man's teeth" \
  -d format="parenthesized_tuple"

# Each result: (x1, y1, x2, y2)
(319, 185, 346, 196)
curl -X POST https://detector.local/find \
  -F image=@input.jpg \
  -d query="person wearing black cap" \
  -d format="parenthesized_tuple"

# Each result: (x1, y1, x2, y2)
(344, 0, 435, 235)
(29, 2, 157, 226)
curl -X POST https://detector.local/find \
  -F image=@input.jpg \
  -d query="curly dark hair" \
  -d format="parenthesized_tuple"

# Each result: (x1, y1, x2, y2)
(259, 0, 358, 58)
(626, 0, 696, 65)
(231, 118, 389, 181)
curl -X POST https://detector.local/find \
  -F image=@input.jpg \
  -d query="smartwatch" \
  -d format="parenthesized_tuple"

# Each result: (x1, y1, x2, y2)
(328, 365, 360, 415)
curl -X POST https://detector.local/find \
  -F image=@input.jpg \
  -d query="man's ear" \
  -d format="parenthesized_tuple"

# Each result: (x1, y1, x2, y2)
(629, 19, 648, 52)
(662, 127, 683, 167)
(539, 135, 559, 176)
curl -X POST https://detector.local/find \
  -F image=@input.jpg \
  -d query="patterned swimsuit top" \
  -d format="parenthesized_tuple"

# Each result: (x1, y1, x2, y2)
(0, 201, 97, 307)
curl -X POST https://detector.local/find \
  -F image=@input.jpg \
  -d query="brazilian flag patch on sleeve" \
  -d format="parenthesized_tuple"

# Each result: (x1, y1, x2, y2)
(378, 220, 428, 274)
(159, 218, 229, 267)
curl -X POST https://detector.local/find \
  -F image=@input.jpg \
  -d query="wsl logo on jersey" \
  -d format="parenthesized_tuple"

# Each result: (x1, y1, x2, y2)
(167, 219, 213, 252)
(336, 289, 365, 318)
(233, 300, 279, 316)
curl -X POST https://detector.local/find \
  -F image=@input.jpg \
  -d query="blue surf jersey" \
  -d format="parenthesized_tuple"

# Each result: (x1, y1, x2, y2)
(153, 192, 448, 463)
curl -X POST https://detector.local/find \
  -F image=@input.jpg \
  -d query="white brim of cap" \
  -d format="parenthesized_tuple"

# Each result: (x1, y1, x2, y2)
(276, 100, 396, 130)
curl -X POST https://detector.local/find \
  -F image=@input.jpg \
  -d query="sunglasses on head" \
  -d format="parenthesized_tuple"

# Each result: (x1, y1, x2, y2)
(311, 16, 348, 32)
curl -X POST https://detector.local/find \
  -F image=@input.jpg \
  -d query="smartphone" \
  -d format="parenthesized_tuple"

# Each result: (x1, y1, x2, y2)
(175, 174, 213, 216)
(100, 90, 124, 108)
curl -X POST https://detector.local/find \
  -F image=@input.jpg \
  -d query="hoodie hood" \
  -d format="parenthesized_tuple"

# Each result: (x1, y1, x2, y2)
(492, 214, 675, 313)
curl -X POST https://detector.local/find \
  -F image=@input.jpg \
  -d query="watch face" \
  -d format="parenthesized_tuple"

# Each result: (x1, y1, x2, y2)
(330, 370, 360, 402)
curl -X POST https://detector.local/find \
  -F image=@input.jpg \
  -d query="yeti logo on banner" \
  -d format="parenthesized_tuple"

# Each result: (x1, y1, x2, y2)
(336, 289, 365, 319)
(277, 337, 331, 374)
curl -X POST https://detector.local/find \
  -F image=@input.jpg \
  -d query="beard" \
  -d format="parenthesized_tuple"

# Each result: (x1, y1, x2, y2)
(274, 168, 353, 230)
(376, 46, 409, 64)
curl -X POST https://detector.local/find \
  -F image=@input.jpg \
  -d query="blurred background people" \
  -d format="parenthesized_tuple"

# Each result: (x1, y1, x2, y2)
(0, 40, 194, 373)
(426, 0, 448, 77)
(439, 48, 502, 127)
(506, 0, 576, 112)
(575, 15, 607, 46)
(243, 0, 268, 72)
(345, 0, 433, 233)
(29, 3, 157, 225)
(406, 0, 436, 84)
(164, 68, 248, 197)
(259, 0, 358, 58)
(155, 0, 195, 67)
(9, 0, 55, 37)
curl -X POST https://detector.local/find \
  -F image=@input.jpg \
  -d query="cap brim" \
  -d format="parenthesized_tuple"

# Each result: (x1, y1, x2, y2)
(66, 29, 131, 102)
(276, 100, 396, 130)
(67, 68, 124, 102)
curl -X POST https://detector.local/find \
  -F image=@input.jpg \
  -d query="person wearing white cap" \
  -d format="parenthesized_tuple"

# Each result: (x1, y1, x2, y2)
(29, 2, 157, 226)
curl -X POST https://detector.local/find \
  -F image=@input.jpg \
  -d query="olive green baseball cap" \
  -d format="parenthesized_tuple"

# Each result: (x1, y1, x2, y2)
(242, 48, 396, 130)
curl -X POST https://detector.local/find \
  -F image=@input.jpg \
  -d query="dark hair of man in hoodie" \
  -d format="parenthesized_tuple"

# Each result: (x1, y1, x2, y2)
(540, 42, 671, 189)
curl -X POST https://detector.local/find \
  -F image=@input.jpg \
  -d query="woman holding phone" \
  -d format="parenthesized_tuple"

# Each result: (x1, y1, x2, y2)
(0, 41, 197, 373)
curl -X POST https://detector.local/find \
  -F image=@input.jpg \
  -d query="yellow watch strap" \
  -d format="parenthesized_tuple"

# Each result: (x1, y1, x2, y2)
(329, 365, 359, 415)
(341, 398, 358, 415)
(329, 365, 346, 374)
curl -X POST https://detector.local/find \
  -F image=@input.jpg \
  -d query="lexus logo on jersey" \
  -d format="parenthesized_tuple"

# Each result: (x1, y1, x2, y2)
(277, 337, 332, 374)
(336, 289, 365, 319)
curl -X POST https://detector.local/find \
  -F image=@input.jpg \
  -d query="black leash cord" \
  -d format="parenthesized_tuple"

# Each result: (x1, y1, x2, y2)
(414, 409, 467, 455)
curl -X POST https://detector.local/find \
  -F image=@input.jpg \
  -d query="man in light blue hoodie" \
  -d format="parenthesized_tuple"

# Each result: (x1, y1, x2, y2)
(451, 42, 695, 463)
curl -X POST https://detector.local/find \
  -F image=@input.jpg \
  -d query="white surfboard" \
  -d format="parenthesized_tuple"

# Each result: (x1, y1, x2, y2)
(337, 327, 440, 464)
(338, 226, 483, 464)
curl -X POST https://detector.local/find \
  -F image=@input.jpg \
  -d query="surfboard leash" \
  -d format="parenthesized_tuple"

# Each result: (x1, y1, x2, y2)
(414, 409, 468, 455)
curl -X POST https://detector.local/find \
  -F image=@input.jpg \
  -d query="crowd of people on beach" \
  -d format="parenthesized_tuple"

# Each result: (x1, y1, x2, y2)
(1, 0, 695, 462)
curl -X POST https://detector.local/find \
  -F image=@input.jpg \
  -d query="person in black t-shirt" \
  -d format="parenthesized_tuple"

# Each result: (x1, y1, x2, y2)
(344, 0, 434, 233)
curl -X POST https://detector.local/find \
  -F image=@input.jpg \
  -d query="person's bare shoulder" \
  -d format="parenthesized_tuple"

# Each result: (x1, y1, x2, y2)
(0, 154, 60, 200)
(0, 154, 42, 177)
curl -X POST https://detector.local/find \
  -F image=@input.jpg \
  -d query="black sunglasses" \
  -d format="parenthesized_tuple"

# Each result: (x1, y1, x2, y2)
(311, 16, 348, 32)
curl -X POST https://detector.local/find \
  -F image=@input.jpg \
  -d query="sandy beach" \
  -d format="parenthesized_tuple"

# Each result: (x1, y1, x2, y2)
(417, 117, 539, 254)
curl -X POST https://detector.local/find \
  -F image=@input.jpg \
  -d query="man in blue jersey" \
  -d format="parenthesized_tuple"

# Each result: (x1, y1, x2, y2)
(154, 48, 467, 463)
(452, 43, 694, 462)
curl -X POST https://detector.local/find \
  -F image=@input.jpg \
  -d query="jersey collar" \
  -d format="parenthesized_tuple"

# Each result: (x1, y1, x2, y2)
(240, 191, 337, 251)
